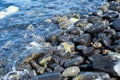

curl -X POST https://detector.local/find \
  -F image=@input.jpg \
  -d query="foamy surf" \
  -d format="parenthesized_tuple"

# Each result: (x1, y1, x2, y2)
(0, 6, 19, 19)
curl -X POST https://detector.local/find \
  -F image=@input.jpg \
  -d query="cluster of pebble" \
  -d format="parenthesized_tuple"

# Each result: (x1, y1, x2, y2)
(1, 0, 120, 80)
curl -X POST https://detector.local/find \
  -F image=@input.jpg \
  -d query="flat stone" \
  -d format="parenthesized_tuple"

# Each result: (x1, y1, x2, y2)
(91, 53, 120, 77)
(73, 72, 110, 80)
(73, 34, 91, 46)
(30, 73, 61, 80)
(64, 56, 84, 67)
(86, 22, 107, 33)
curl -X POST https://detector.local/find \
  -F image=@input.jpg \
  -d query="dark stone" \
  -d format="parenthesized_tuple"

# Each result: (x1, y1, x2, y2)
(58, 35, 70, 43)
(48, 63, 60, 69)
(82, 47, 95, 57)
(103, 12, 119, 20)
(52, 54, 61, 64)
(92, 53, 120, 77)
(114, 39, 120, 45)
(86, 22, 107, 33)
(103, 29, 115, 34)
(110, 2, 120, 12)
(54, 66, 64, 73)
(113, 32, 120, 40)
(73, 72, 110, 80)
(74, 20, 89, 30)
(69, 27, 80, 35)
(87, 16, 102, 23)
(73, 34, 91, 46)
(64, 56, 84, 67)
(30, 73, 61, 80)
(102, 37, 111, 47)
(114, 45, 120, 52)
(111, 19, 120, 31)
(45, 68, 53, 73)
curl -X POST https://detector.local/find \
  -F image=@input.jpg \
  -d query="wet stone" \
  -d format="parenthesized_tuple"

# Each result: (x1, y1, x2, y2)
(111, 19, 120, 31)
(92, 42, 102, 48)
(103, 12, 119, 20)
(68, 27, 80, 35)
(59, 20, 73, 30)
(76, 45, 86, 51)
(110, 2, 120, 12)
(56, 16, 68, 23)
(29, 70, 37, 78)
(54, 66, 64, 73)
(45, 68, 52, 73)
(73, 72, 110, 80)
(38, 54, 52, 66)
(57, 42, 75, 53)
(87, 16, 102, 23)
(86, 22, 107, 33)
(62, 66, 80, 77)
(64, 56, 84, 67)
(113, 32, 120, 40)
(82, 47, 95, 57)
(102, 37, 111, 47)
(74, 20, 90, 30)
(114, 45, 120, 52)
(103, 29, 115, 34)
(92, 53, 120, 77)
(114, 39, 120, 45)
(30, 73, 61, 80)
(73, 34, 91, 46)
(99, 4, 109, 12)
(58, 35, 70, 43)
(52, 54, 61, 64)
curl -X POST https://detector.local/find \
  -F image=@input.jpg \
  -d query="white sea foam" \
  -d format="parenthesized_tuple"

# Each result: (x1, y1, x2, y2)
(114, 62, 120, 76)
(0, 6, 19, 19)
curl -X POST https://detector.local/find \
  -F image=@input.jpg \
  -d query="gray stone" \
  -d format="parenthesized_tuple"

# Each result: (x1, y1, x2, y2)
(91, 53, 120, 77)
(73, 72, 110, 80)
(30, 73, 61, 80)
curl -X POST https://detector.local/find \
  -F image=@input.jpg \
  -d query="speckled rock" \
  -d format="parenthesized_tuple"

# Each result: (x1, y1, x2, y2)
(62, 66, 80, 77)
(74, 20, 92, 30)
(56, 16, 68, 23)
(57, 42, 75, 53)
(92, 42, 102, 48)
(73, 72, 110, 80)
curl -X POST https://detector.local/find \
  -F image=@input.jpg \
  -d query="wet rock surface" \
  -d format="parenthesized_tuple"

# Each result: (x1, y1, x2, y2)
(1, 0, 120, 80)
(73, 72, 110, 80)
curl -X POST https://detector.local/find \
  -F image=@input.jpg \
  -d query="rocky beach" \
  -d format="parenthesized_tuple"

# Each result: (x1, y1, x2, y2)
(0, 0, 120, 80)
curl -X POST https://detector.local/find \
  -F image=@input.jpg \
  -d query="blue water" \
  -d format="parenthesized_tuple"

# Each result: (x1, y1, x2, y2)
(0, 0, 106, 57)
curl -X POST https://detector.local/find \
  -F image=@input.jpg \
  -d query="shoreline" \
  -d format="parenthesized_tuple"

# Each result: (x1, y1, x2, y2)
(1, 0, 120, 80)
